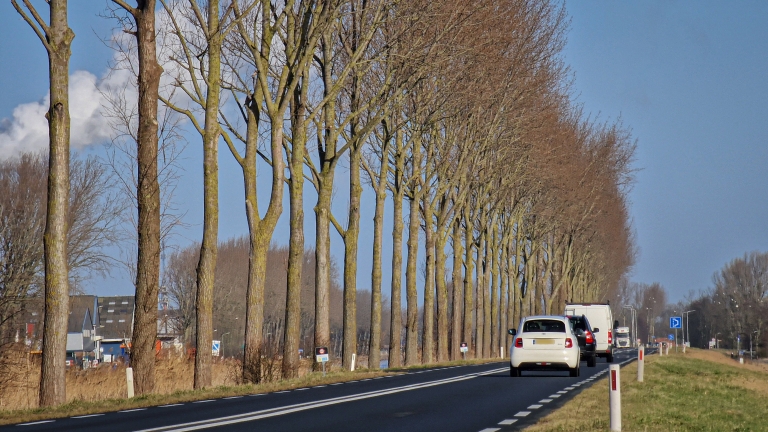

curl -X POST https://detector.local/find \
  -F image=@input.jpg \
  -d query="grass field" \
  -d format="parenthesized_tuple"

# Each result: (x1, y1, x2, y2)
(524, 348, 768, 431)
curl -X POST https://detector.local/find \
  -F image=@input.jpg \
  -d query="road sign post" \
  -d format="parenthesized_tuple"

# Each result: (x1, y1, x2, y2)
(460, 342, 468, 360)
(637, 345, 644, 382)
(315, 347, 329, 376)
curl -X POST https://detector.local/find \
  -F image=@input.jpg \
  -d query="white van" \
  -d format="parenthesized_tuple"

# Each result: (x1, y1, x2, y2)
(564, 303, 614, 362)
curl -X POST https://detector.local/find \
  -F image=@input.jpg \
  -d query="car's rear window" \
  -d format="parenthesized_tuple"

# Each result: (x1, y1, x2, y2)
(523, 319, 566, 333)
(568, 316, 587, 330)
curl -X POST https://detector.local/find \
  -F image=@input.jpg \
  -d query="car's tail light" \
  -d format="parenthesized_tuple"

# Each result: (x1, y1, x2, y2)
(515, 337, 523, 348)
(608, 330, 613, 344)
(585, 331, 594, 344)
(565, 337, 573, 348)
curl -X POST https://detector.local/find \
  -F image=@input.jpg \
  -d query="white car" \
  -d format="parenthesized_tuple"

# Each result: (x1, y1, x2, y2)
(508, 315, 581, 377)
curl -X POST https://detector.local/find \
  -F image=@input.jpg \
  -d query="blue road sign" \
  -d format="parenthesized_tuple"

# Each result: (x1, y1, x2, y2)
(668, 334, 675, 341)
(670, 317, 682, 329)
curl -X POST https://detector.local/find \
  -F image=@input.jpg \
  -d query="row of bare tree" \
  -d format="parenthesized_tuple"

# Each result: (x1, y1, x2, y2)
(10, 0, 636, 406)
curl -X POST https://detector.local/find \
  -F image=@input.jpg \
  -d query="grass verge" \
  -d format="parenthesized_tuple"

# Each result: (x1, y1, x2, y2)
(524, 348, 768, 431)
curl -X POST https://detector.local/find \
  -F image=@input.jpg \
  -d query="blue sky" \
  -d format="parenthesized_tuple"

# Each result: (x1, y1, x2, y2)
(1, 2, 767, 303)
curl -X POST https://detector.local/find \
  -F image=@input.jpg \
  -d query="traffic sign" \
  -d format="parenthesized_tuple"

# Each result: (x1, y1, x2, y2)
(460, 342, 468, 353)
(670, 317, 682, 329)
(212, 340, 221, 356)
(315, 346, 329, 363)
(668, 334, 674, 341)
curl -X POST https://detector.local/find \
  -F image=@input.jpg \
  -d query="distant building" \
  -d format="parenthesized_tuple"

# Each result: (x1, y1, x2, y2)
(98, 295, 135, 362)
(66, 295, 98, 362)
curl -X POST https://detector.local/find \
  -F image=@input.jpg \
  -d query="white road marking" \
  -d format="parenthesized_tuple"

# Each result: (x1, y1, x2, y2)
(249, 394, 265, 397)
(564, 387, 575, 390)
(223, 396, 243, 400)
(160, 404, 184, 408)
(514, 411, 531, 417)
(17, 420, 55, 426)
(557, 390, 567, 394)
(314, 385, 327, 388)
(330, 383, 343, 385)
(539, 399, 553, 403)
(274, 391, 291, 394)
(72, 414, 104, 419)
(295, 388, 309, 391)
(119, 408, 148, 413)
(549, 394, 561, 398)
(527, 404, 543, 409)
(498, 419, 518, 425)
(193, 400, 214, 403)
(478, 428, 500, 432)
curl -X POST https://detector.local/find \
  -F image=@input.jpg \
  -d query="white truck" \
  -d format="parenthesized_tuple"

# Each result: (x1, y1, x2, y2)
(614, 326, 631, 348)
(564, 302, 614, 362)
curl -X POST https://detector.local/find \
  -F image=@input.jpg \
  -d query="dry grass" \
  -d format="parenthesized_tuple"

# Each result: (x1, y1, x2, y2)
(524, 348, 768, 431)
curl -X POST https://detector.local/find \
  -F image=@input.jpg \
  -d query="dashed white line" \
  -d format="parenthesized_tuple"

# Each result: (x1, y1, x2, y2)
(72, 414, 104, 419)
(527, 404, 543, 410)
(478, 428, 500, 432)
(514, 411, 531, 417)
(314, 385, 327, 388)
(159, 404, 184, 408)
(249, 393, 265, 397)
(295, 388, 309, 391)
(564, 386, 575, 390)
(223, 396, 243, 400)
(549, 394, 561, 398)
(193, 400, 214, 403)
(274, 391, 291, 394)
(539, 398, 553, 403)
(17, 420, 55, 426)
(119, 408, 147, 413)
(557, 390, 567, 394)
(498, 419, 518, 425)
(331, 383, 343, 386)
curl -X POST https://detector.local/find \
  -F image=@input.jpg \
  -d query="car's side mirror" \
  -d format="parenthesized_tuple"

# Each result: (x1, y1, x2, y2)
(508, 329, 516, 336)
(593, 328, 600, 333)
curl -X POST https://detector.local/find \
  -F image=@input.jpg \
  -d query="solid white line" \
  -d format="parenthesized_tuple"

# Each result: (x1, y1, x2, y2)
(527, 404, 543, 409)
(498, 419, 518, 425)
(72, 414, 104, 419)
(17, 420, 56, 426)
(514, 411, 531, 417)
(135, 367, 507, 432)
(119, 408, 148, 413)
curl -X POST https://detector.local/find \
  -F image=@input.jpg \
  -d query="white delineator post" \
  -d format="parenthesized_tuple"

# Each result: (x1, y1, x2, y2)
(351, 353, 356, 371)
(609, 364, 621, 431)
(659, 343, 663, 356)
(126, 367, 135, 398)
(637, 345, 644, 382)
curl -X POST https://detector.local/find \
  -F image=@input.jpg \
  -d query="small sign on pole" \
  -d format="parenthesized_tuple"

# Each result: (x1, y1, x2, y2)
(460, 342, 468, 360)
(315, 347, 329, 376)
(670, 317, 682, 329)
(212, 340, 221, 357)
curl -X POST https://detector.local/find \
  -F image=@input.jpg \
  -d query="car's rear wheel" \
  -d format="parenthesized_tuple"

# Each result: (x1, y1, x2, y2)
(569, 364, 580, 377)
(509, 366, 520, 377)
(587, 355, 596, 367)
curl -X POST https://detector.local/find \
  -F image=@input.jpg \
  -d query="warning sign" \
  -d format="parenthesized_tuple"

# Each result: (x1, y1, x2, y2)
(460, 342, 469, 353)
(315, 346, 329, 363)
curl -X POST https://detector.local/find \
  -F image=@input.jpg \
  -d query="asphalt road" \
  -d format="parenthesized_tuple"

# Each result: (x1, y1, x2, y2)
(6, 349, 639, 432)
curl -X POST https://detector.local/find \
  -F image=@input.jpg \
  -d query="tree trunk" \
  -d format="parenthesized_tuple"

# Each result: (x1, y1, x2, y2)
(405, 189, 420, 365)
(19, 0, 76, 407)
(342, 144, 362, 370)
(462, 209, 474, 358)
(422, 209, 435, 364)
(314, 174, 333, 368)
(194, 0, 223, 390)
(483, 226, 492, 358)
(450, 218, 463, 361)
(130, 0, 162, 397)
(388, 147, 405, 368)
(490, 224, 499, 358)
(435, 231, 449, 362)
(475, 230, 485, 358)
(368, 149, 389, 370)
(283, 78, 307, 379)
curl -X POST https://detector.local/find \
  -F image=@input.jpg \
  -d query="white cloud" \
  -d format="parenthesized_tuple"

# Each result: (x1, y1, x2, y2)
(0, 70, 114, 160)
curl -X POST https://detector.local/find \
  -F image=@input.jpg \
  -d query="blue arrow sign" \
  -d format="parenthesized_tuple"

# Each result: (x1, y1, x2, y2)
(670, 317, 682, 329)
(668, 334, 675, 341)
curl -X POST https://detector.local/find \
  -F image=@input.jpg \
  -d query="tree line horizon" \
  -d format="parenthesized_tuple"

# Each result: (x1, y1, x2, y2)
(7, 0, 639, 407)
